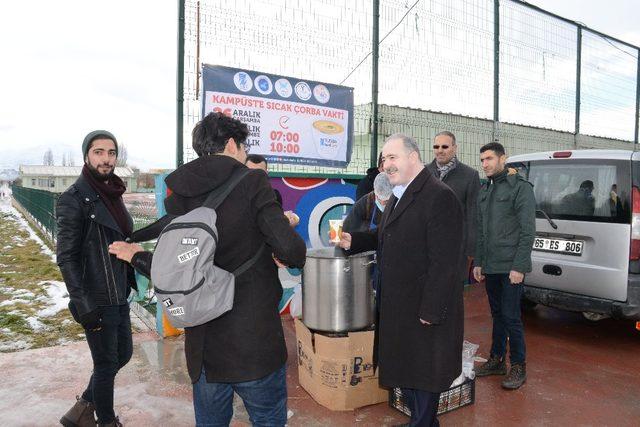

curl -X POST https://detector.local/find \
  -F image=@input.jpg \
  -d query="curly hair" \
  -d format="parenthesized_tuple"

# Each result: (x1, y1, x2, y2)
(192, 112, 249, 157)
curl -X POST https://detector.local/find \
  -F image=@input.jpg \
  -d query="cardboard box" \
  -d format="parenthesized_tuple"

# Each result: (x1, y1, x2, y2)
(294, 318, 388, 411)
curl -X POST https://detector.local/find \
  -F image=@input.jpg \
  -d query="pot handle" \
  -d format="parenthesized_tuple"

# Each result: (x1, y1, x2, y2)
(362, 259, 377, 266)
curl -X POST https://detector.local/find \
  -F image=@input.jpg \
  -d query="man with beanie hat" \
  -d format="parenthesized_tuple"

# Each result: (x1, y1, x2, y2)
(56, 130, 136, 427)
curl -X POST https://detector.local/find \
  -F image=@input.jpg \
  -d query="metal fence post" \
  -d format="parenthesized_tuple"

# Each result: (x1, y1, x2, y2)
(371, 0, 380, 168)
(493, 0, 500, 142)
(176, 0, 185, 168)
(633, 49, 640, 144)
(575, 26, 582, 148)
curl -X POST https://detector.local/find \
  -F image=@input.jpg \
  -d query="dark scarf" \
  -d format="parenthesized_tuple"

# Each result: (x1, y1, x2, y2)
(435, 156, 458, 181)
(82, 164, 131, 237)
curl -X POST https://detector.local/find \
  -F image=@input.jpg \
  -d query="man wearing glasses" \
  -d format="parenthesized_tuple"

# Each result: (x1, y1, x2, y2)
(426, 131, 480, 283)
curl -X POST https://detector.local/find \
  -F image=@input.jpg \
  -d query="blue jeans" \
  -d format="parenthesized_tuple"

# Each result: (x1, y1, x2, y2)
(81, 303, 133, 423)
(485, 274, 526, 364)
(193, 364, 287, 427)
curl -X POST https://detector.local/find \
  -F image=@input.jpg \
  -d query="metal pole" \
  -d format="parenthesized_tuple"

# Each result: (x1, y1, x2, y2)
(575, 26, 582, 143)
(371, 0, 380, 168)
(493, 0, 500, 141)
(635, 49, 640, 145)
(176, 0, 185, 168)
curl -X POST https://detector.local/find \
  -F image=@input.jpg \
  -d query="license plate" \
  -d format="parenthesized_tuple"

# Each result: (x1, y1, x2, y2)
(533, 237, 584, 256)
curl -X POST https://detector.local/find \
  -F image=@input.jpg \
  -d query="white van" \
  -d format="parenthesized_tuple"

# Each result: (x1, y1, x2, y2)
(506, 149, 640, 320)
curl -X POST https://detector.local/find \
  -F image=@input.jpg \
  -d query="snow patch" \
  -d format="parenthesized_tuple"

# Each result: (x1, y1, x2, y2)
(37, 281, 69, 317)
(0, 298, 31, 306)
(11, 289, 35, 298)
(0, 340, 30, 351)
(26, 316, 47, 331)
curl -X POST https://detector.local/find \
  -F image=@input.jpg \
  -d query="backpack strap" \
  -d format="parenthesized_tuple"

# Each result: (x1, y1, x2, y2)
(232, 243, 266, 277)
(202, 167, 252, 210)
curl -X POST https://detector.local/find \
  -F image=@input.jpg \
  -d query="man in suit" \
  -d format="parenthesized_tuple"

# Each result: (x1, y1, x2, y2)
(338, 134, 464, 426)
(426, 131, 480, 281)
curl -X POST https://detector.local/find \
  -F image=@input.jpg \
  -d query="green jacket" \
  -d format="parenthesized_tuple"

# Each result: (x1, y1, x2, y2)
(475, 168, 536, 274)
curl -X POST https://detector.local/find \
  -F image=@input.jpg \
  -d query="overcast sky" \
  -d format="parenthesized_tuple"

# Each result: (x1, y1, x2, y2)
(0, 0, 638, 171)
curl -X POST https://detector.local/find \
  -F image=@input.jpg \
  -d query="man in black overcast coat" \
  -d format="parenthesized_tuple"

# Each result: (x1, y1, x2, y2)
(338, 133, 464, 427)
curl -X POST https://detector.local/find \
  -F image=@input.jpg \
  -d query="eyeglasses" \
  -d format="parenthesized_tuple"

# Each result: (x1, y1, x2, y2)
(433, 145, 450, 150)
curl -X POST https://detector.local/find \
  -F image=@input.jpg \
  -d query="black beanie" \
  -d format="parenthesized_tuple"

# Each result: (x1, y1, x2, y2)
(82, 130, 118, 159)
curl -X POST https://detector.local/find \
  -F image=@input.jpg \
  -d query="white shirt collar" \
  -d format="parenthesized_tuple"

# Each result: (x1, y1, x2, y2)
(392, 176, 417, 203)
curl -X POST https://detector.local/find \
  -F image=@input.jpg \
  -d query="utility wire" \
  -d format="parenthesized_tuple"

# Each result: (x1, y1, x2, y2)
(339, 0, 422, 85)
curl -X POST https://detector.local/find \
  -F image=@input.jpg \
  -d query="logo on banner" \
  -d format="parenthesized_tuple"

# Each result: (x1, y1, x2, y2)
(294, 82, 312, 101)
(254, 75, 273, 95)
(233, 72, 253, 92)
(313, 84, 330, 104)
(275, 78, 293, 98)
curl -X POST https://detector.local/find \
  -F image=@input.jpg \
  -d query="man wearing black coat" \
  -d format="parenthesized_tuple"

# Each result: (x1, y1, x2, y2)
(338, 134, 464, 427)
(109, 113, 306, 426)
(426, 131, 480, 280)
(57, 130, 136, 427)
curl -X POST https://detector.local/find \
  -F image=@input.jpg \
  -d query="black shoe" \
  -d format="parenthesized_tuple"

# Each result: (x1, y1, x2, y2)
(502, 363, 526, 389)
(475, 356, 507, 377)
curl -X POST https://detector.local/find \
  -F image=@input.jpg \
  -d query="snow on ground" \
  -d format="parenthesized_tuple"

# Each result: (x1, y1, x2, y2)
(26, 316, 47, 331)
(36, 281, 69, 317)
(0, 298, 31, 307)
(0, 196, 56, 262)
(0, 340, 29, 352)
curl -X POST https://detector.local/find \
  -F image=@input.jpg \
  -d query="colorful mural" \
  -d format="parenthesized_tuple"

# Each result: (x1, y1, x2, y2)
(153, 174, 358, 324)
(270, 177, 356, 313)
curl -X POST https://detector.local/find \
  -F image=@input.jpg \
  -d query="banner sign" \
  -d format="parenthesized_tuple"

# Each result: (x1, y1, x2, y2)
(202, 65, 354, 168)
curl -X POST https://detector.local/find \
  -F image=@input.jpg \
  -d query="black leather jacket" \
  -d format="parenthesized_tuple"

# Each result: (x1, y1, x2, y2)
(56, 175, 136, 318)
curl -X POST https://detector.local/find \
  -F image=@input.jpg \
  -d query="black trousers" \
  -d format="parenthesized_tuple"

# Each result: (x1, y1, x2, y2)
(81, 304, 133, 423)
(400, 387, 440, 427)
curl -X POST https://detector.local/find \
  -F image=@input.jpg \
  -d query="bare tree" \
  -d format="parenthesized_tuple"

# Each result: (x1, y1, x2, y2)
(116, 144, 128, 167)
(43, 149, 54, 166)
(61, 151, 75, 166)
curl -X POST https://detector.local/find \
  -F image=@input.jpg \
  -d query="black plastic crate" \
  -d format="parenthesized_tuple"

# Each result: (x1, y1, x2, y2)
(389, 377, 475, 416)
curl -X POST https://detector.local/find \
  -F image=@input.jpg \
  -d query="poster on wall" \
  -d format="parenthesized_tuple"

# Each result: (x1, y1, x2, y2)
(202, 65, 354, 168)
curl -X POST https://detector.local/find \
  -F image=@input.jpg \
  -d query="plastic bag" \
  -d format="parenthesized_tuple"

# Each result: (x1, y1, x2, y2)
(451, 340, 479, 387)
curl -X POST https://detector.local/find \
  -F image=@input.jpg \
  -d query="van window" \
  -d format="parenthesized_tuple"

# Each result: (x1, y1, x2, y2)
(509, 159, 631, 224)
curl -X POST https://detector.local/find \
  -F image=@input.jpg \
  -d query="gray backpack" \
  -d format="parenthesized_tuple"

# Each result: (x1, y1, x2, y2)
(151, 168, 264, 328)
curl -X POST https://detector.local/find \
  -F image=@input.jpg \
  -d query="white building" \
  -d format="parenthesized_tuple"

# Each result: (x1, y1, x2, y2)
(19, 165, 137, 193)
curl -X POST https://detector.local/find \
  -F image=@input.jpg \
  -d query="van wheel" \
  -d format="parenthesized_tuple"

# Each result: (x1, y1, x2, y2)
(521, 297, 537, 311)
(582, 312, 610, 321)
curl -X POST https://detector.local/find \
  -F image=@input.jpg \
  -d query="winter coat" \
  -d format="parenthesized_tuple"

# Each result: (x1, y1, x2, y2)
(426, 159, 480, 257)
(137, 155, 306, 384)
(349, 168, 464, 393)
(56, 175, 136, 319)
(343, 192, 382, 233)
(475, 168, 536, 274)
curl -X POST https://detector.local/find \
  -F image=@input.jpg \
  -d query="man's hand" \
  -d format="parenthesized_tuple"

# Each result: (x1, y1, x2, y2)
(335, 232, 352, 250)
(509, 270, 524, 284)
(272, 254, 287, 269)
(284, 210, 299, 227)
(108, 241, 143, 263)
(80, 309, 103, 332)
(473, 266, 485, 282)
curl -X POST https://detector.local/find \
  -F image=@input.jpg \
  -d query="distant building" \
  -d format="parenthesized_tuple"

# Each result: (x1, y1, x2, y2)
(19, 165, 137, 193)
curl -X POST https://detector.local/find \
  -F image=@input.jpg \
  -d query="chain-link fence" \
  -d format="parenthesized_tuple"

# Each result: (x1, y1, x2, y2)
(179, 0, 640, 175)
(11, 185, 59, 243)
